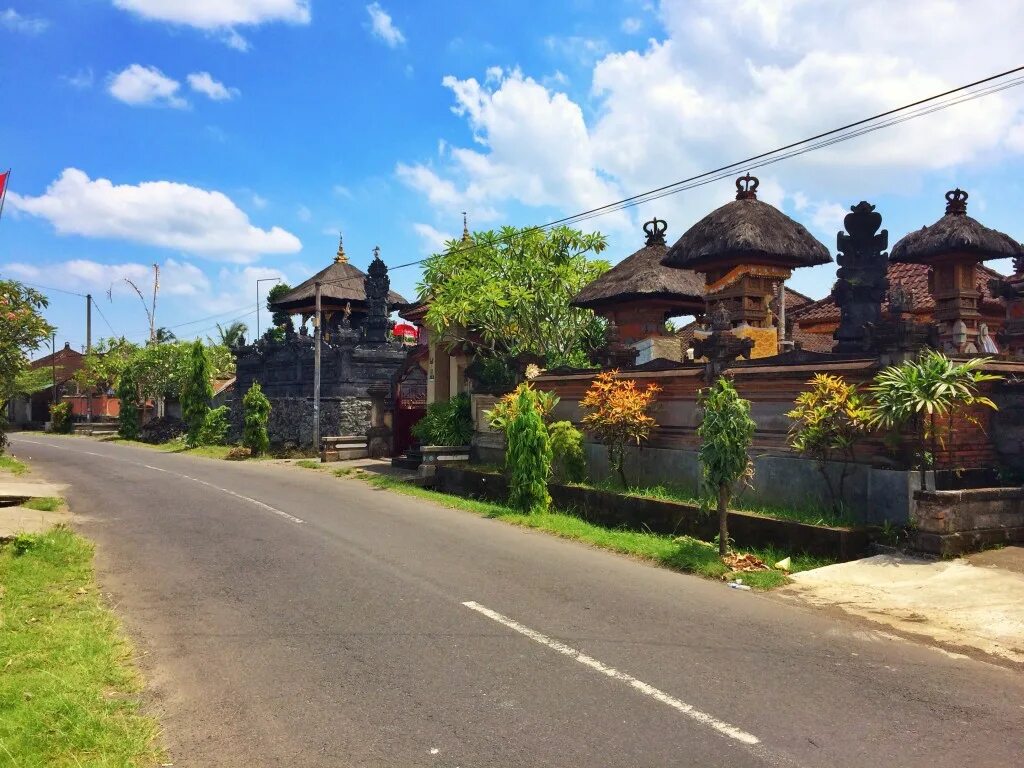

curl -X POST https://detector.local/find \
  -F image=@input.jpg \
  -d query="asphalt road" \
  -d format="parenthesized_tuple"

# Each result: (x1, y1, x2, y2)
(11, 434, 1024, 767)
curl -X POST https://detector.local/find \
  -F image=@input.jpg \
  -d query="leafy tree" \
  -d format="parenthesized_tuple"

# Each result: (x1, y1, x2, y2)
(411, 393, 473, 446)
(181, 340, 213, 447)
(787, 374, 868, 510)
(242, 382, 271, 455)
(549, 420, 586, 483)
(76, 337, 140, 394)
(154, 327, 177, 343)
(0, 281, 54, 452)
(580, 370, 660, 487)
(50, 401, 73, 434)
(697, 377, 755, 557)
(116, 365, 141, 440)
(865, 351, 1000, 489)
(214, 321, 248, 348)
(485, 383, 559, 437)
(205, 343, 236, 379)
(418, 225, 610, 367)
(507, 387, 552, 514)
(266, 283, 293, 331)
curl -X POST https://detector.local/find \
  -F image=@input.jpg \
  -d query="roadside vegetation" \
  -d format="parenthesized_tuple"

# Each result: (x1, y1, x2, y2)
(0, 527, 161, 766)
(0, 454, 28, 475)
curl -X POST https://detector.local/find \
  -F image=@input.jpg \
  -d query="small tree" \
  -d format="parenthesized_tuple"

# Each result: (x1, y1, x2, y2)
(181, 340, 213, 446)
(787, 374, 868, 510)
(116, 366, 141, 440)
(242, 382, 271, 455)
(50, 401, 73, 434)
(411, 393, 473, 446)
(197, 405, 231, 446)
(0, 281, 54, 452)
(866, 351, 1000, 489)
(507, 387, 552, 514)
(485, 383, 559, 437)
(549, 420, 586, 483)
(579, 370, 660, 487)
(267, 283, 293, 332)
(697, 377, 755, 557)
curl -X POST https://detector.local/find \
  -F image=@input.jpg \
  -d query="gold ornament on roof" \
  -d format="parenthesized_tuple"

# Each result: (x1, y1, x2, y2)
(334, 232, 348, 264)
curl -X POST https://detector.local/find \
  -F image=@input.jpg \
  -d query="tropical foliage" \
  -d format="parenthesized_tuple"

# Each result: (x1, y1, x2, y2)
(0, 281, 54, 452)
(181, 340, 213, 447)
(579, 370, 660, 487)
(411, 393, 473, 446)
(197, 406, 231, 446)
(50, 401, 73, 434)
(116, 366, 141, 440)
(213, 321, 248, 348)
(485, 383, 559, 436)
(418, 225, 610, 367)
(266, 283, 293, 331)
(549, 420, 586, 484)
(787, 374, 868, 509)
(507, 387, 552, 514)
(697, 377, 755, 556)
(865, 351, 1000, 488)
(242, 382, 271, 455)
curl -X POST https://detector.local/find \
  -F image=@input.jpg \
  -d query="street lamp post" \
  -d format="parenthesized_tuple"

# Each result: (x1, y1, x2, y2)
(256, 277, 282, 341)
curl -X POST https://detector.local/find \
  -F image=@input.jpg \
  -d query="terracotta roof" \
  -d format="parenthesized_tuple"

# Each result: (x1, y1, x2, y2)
(790, 261, 1007, 325)
(890, 189, 1024, 264)
(572, 218, 705, 310)
(663, 175, 831, 271)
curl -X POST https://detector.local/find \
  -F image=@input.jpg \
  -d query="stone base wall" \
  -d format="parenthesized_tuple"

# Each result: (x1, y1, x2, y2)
(230, 396, 371, 448)
(912, 487, 1024, 556)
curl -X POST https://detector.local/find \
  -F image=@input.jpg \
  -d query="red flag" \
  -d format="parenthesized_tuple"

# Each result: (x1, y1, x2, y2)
(0, 169, 8, 222)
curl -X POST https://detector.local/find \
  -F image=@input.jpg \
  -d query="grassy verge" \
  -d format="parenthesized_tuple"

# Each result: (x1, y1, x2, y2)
(0, 455, 29, 475)
(0, 528, 161, 765)
(108, 438, 238, 461)
(21, 496, 63, 512)
(362, 474, 831, 590)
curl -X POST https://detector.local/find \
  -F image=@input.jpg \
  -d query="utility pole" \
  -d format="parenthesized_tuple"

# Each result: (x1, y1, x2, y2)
(312, 281, 322, 453)
(86, 294, 92, 422)
(151, 263, 159, 341)
(51, 334, 57, 406)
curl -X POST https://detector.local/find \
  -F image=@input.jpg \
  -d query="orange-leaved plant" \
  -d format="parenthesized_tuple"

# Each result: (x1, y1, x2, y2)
(579, 370, 660, 487)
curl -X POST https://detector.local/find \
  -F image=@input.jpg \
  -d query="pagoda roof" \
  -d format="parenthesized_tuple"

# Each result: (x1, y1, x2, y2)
(572, 218, 705, 311)
(890, 188, 1024, 264)
(270, 237, 409, 313)
(662, 175, 831, 272)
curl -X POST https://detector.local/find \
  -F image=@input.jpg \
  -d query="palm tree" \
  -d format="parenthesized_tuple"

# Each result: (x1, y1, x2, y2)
(866, 351, 1000, 489)
(214, 321, 248, 348)
(153, 327, 177, 343)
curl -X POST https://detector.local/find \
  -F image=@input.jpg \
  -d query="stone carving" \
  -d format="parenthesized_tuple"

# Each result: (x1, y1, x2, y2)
(363, 246, 392, 345)
(832, 201, 889, 353)
(864, 282, 936, 364)
(693, 303, 754, 382)
(590, 319, 639, 369)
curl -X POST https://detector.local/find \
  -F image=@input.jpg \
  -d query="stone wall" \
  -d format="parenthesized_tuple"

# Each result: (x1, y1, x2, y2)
(229, 395, 371, 447)
(912, 487, 1024, 555)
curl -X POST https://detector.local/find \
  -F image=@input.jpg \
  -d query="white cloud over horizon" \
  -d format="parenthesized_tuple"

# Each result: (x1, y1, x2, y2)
(8, 168, 302, 263)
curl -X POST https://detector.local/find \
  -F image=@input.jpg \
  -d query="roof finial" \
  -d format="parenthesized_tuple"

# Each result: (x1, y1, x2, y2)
(643, 217, 668, 246)
(372, 245, 381, 260)
(461, 211, 472, 243)
(735, 173, 759, 200)
(945, 188, 968, 216)
(334, 232, 348, 263)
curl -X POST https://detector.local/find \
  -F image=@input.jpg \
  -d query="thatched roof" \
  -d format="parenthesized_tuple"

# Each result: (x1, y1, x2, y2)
(572, 218, 705, 311)
(890, 188, 1024, 264)
(270, 237, 409, 313)
(662, 175, 831, 271)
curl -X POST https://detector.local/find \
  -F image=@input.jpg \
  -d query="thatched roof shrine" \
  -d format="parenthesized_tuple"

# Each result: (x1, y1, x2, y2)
(662, 175, 831, 271)
(572, 218, 704, 311)
(890, 188, 1024, 264)
(270, 235, 409, 316)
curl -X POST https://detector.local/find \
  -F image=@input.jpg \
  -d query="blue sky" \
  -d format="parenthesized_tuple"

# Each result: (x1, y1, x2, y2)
(3, 0, 1024, 352)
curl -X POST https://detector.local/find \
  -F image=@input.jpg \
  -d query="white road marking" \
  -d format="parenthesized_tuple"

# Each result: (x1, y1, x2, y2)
(14, 438, 303, 524)
(461, 600, 760, 746)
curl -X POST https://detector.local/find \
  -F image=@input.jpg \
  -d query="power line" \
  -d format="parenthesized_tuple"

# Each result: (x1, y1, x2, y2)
(8, 279, 87, 298)
(90, 297, 117, 337)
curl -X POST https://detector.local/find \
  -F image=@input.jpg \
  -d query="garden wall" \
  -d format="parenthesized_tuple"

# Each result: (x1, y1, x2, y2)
(912, 487, 1024, 556)
(229, 395, 370, 447)
(434, 466, 870, 560)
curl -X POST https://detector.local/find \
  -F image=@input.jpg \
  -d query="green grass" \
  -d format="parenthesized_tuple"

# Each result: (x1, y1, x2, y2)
(108, 438, 238, 460)
(0, 454, 29, 475)
(295, 459, 322, 470)
(0, 528, 162, 766)
(21, 496, 63, 512)
(363, 475, 831, 589)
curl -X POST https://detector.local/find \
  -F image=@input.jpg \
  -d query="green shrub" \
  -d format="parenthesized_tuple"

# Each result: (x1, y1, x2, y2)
(181, 340, 213, 447)
(242, 382, 271, 455)
(196, 405, 230, 446)
(549, 420, 586, 483)
(50, 401, 73, 434)
(507, 387, 552, 514)
(116, 366, 140, 440)
(411, 393, 473, 446)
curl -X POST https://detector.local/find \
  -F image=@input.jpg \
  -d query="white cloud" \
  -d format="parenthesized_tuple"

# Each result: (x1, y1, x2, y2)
(62, 68, 95, 89)
(108, 64, 187, 108)
(621, 17, 643, 34)
(366, 2, 404, 47)
(296, 205, 311, 222)
(112, 0, 311, 50)
(8, 168, 301, 262)
(332, 184, 353, 199)
(251, 193, 268, 209)
(412, 223, 450, 254)
(1, 8, 48, 34)
(395, 163, 460, 208)
(187, 71, 239, 100)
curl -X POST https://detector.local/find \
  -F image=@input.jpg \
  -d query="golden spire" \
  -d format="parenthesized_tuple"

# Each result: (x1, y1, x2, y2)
(334, 232, 348, 264)
(461, 211, 472, 244)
